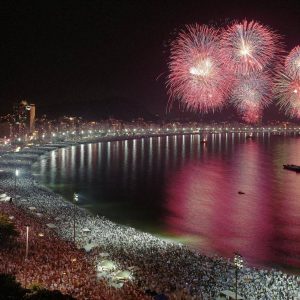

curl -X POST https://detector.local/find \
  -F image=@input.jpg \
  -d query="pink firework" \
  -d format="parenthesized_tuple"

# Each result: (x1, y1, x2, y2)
(231, 72, 273, 123)
(275, 72, 300, 118)
(167, 24, 233, 113)
(221, 20, 280, 75)
(241, 106, 263, 124)
(285, 45, 300, 78)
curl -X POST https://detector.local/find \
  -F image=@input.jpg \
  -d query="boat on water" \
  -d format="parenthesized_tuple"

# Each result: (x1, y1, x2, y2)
(283, 164, 300, 172)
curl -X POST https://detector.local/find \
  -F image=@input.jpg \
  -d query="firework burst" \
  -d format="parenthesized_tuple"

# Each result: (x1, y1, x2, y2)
(167, 24, 233, 113)
(241, 106, 263, 124)
(285, 46, 300, 78)
(275, 72, 300, 118)
(221, 20, 279, 75)
(231, 72, 272, 123)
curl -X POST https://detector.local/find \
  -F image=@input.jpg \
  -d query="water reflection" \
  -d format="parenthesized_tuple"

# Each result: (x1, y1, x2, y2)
(70, 146, 76, 181)
(80, 144, 85, 181)
(123, 140, 129, 188)
(166, 136, 300, 268)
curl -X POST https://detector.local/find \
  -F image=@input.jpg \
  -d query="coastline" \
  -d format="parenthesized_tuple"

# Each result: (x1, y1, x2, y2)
(0, 137, 299, 299)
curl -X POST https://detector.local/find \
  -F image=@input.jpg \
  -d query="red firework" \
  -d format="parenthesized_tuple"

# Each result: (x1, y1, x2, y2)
(275, 46, 300, 119)
(231, 72, 273, 123)
(167, 24, 233, 113)
(241, 106, 263, 124)
(221, 20, 280, 75)
(285, 45, 300, 78)
(275, 72, 300, 119)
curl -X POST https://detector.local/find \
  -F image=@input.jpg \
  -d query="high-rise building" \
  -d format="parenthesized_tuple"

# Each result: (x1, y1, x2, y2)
(12, 101, 36, 138)
(29, 104, 36, 133)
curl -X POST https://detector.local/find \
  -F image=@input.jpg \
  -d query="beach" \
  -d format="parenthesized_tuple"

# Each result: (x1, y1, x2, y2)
(0, 141, 299, 299)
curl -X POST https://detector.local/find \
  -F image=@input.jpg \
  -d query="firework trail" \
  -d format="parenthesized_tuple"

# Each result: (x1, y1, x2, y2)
(167, 24, 233, 113)
(231, 72, 272, 123)
(221, 20, 280, 75)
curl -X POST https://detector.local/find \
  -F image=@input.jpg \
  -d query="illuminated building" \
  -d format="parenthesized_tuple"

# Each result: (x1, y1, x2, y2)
(12, 100, 36, 139)
(29, 104, 36, 133)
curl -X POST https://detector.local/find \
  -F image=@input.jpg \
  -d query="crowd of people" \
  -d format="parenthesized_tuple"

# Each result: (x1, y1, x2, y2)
(0, 146, 299, 299)
(0, 203, 150, 300)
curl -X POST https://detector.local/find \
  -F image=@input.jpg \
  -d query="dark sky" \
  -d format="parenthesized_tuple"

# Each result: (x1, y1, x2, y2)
(0, 0, 300, 120)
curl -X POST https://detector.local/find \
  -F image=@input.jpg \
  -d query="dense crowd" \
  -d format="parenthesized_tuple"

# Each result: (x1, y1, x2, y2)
(0, 147, 299, 299)
(0, 202, 150, 300)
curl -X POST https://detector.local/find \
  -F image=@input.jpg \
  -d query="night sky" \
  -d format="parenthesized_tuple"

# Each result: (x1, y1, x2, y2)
(0, 0, 300, 120)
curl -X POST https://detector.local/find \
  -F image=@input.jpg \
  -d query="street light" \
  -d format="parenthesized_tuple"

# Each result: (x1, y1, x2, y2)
(73, 193, 79, 243)
(24, 224, 30, 288)
(25, 225, 30, 260)
(234, 253, 244, 300)
(15, 169, 19, 200)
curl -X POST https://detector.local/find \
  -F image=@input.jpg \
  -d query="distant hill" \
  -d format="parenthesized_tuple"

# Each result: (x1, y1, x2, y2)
(38, 96, 158, 121)
(37, 97, 299, 124)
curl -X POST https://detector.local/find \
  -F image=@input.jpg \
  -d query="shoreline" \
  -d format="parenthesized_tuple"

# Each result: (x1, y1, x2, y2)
(0, 137, 299, 299)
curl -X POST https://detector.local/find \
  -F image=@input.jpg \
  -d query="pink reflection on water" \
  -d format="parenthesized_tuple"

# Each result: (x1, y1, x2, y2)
(166, 139, 300, 268)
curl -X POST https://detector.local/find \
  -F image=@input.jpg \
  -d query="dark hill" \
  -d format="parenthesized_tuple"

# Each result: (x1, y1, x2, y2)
(38, 96, 157, 121)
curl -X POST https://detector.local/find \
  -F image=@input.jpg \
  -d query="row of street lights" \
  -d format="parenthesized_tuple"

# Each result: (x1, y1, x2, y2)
(14, 169, 79, 254)
(12, 167, 245, 298)
(9, 168, 294, 298)
(234, 253, 244, 300)
(73, 192, 79, 243)
(15, 169, 29, 288)
(14, 168, 19, 200)
(20, 194, 78, 287)
(12, 166, 79, 288)
(14, 168, 29, 261)
(16, 167, 242, 296)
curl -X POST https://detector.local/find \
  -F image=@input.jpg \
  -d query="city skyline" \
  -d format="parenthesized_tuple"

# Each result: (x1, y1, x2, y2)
(1, 1, 300, 122)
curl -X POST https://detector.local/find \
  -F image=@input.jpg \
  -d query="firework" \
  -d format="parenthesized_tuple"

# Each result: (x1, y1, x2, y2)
(231, 72, 272, 123)
(275, 72, 300, 118)
(221, 20, 279, 75)
(167, 24, 233, 112)
(285, 46, 300, 78)
(241, 106, 263, 124)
